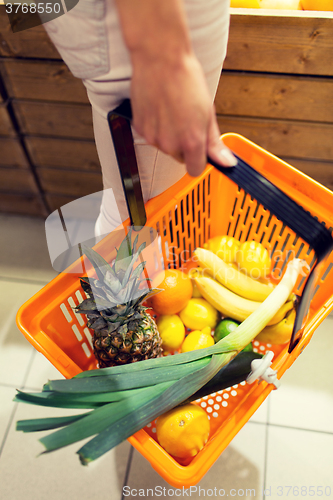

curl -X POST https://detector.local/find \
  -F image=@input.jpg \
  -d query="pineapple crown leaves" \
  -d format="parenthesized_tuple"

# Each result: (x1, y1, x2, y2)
(77, 230, 161, 312)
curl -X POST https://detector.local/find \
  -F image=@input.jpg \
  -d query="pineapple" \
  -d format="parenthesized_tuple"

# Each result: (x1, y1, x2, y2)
(75, 229, 162, 367)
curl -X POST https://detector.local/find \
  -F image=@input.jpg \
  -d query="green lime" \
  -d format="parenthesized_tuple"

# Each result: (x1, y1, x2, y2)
(241, 342, 253, 353)
(213, 318, 253, 352)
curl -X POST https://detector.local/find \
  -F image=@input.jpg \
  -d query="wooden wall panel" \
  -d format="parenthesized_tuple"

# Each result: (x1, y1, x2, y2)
(0, 166, 39, 193)
(215, 72, 333, 123)
(45, 193, 78, 212)
(281, 158, 333, 192)
(217, 116, 333, 162)
(0, 193, 47, 216)
(13, 100, 94, 139)
(0, 103, 16, 136)
(225, 13, 333, 76)
(0, 138, 29, 167)
(25, 137, 100, 171)
(37, 168, 103, 197)
(0, 7, 60, 59)
(0, 60, 89, 103)
(1, 9, 333, 217)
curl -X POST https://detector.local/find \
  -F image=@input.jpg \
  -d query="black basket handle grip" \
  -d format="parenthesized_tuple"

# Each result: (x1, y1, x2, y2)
(107, 104, 147, 228)
(109, 99, 333, 353)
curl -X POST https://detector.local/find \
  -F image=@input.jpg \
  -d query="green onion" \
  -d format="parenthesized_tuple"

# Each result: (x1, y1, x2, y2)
(15, 259, 303, 464)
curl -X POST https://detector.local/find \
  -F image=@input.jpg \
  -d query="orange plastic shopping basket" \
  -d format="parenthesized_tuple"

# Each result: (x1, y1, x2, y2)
(16, 101, 333, 488)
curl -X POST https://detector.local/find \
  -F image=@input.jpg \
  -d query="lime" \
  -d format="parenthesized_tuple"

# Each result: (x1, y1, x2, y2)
(179, 298, 219, 330)
(214, 318, 253, 352)
(157, 315, 186, 351)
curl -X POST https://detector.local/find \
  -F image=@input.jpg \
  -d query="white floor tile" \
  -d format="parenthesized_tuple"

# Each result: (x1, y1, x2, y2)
(0, 280, 44, 387)
(126, 422, 266, 499)
(249, 397, 269, 424)
(0, 398, 131, 500)
(265, 425, 333, 500)
(269, 316, 333, 433)
(0, 214, 58, 283)
(0, 385, 17, 447)
(24, 351, 65, 390)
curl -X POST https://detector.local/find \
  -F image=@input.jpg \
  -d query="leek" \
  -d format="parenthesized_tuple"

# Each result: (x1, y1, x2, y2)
(15, 259, 303, 464)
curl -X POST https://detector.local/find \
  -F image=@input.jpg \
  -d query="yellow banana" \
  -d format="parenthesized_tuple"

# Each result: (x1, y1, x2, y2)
(194, 247, 275, 302)
(255, 309, 296, 344)
(267, 298, 294, 326)
(193, 273, 291, 325)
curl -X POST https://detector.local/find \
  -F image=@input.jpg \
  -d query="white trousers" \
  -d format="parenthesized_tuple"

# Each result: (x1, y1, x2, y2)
(43, 0, 230, 235)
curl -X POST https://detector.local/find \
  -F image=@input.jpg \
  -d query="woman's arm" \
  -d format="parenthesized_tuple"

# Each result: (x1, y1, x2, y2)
(114, 0, 237, 176)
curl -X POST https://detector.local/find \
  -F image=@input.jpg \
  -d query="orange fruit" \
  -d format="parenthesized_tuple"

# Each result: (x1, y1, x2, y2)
(151, 269, 193, 315)
(300, 0, 333, 9)
(156, 403, 210, 458)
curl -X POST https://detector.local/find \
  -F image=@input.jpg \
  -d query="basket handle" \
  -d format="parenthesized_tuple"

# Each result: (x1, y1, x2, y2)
(108, 99, 333, 353)
(108, 104, 147, 228)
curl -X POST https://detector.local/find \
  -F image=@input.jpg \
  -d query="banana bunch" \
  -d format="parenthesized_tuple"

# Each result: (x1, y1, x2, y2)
(192, 246, 296, 342)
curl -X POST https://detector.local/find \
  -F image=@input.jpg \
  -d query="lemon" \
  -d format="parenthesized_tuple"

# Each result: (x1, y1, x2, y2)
(236, 240, 271, 279)
(156, 403, 210, 459)
(181, 327, 215, 353)
(179, 298, 219, 330)
(214, 318, 253, 352)
(157, 315, 186, 351)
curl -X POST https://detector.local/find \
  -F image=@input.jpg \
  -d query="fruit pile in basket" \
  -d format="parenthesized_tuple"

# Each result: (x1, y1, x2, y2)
(150, 235, 296, 360)
(15, 230, 303, 464)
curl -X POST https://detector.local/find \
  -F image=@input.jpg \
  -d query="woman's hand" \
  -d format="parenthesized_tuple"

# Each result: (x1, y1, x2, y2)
(115, 0, 237, 176)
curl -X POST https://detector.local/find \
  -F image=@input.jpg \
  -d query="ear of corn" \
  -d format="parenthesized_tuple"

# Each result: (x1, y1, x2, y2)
(14, 259, 303, 465)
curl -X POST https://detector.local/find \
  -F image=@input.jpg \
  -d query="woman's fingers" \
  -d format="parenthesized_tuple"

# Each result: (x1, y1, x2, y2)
(206, 110, 237, 169)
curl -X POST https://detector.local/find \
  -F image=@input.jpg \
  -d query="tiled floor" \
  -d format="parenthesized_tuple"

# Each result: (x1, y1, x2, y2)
(1, 213, 333, 500)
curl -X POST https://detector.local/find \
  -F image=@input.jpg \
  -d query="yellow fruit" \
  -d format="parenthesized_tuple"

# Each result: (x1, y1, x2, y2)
(181, 328, 215, 353)
(255, 309, 296, 344)
(203, 235, 240, 263)
(179, 298, 219, 330)
(156, 403, 210, 459)
(157, 315, 186, 351)
(191, 281, 202, 298)
(193, 273, 292, 325)
(259, 0, 301, 8)
(236, 240, 271, 279)
(194, 247, 275, 302)
(300, 0, 333, 9)
(231, 0, 260, 6)
(151, 269, 193, 315)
